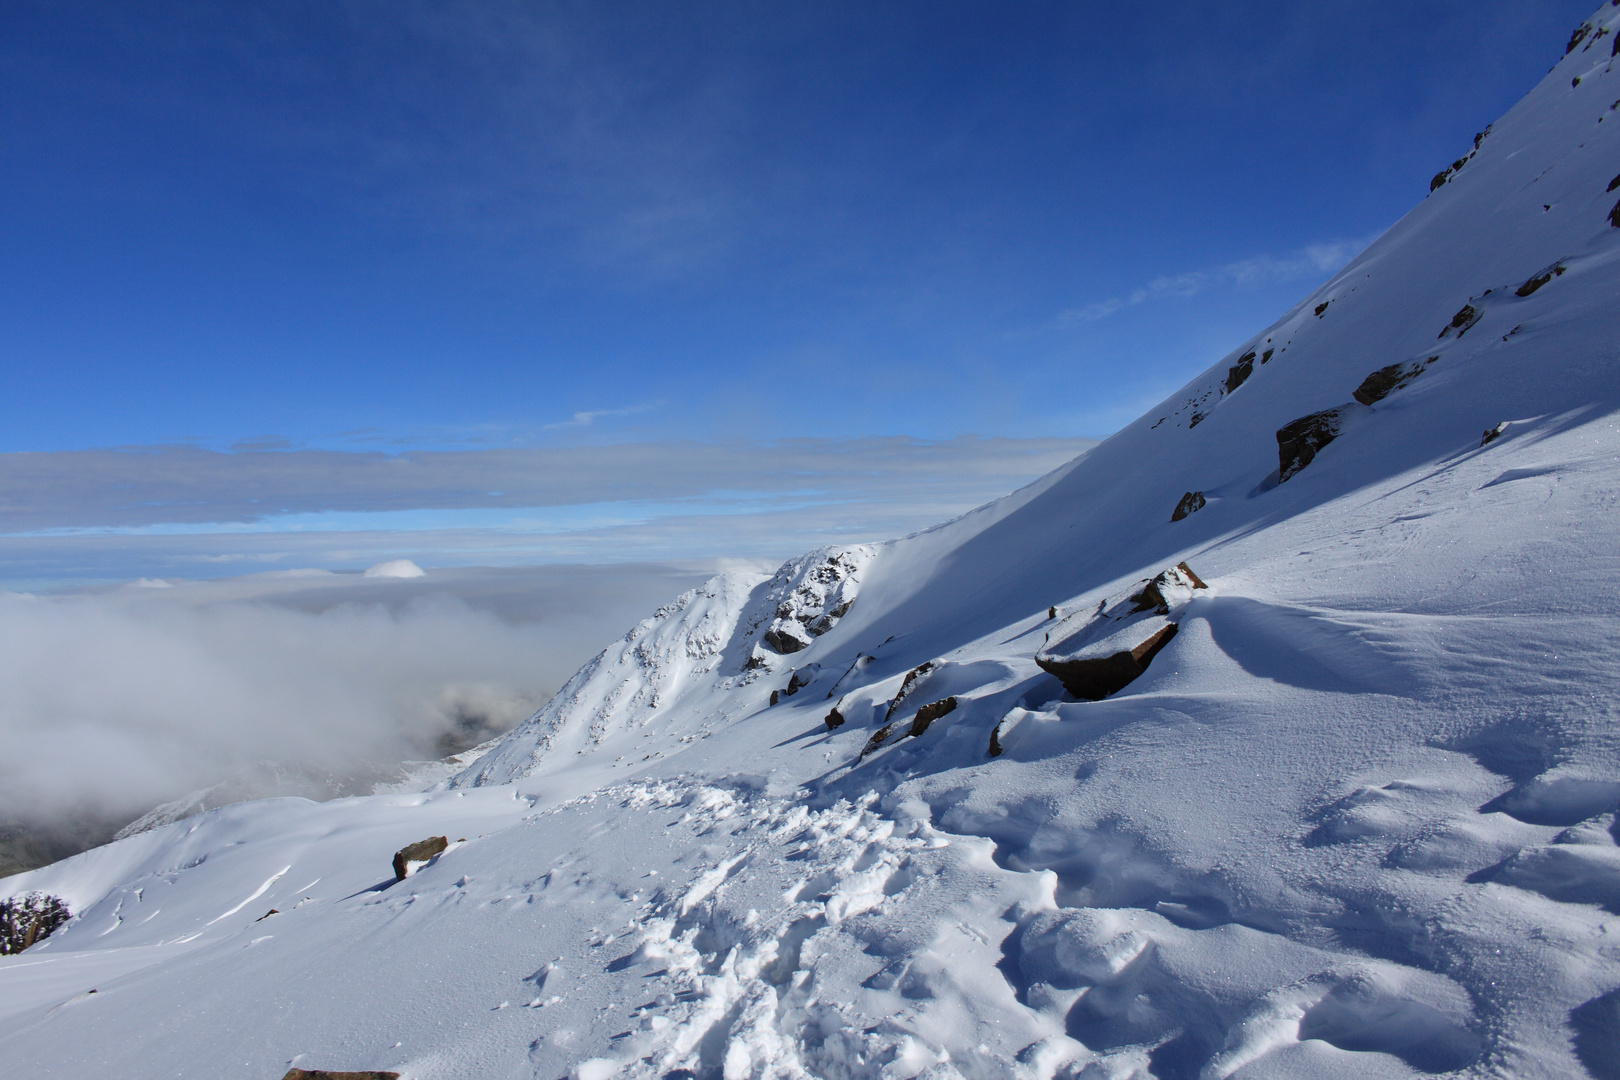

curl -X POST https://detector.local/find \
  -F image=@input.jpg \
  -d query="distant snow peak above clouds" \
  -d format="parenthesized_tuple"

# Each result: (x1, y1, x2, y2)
(6, 8, 1620, 1079)
(363, 558, 425, 579)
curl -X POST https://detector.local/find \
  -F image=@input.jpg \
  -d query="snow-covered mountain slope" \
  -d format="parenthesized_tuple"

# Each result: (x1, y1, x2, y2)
(6, 10, 1620, 1079)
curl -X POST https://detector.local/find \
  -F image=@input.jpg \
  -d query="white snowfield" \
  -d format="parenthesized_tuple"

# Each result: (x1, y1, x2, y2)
(7, 9, 1620, 1079)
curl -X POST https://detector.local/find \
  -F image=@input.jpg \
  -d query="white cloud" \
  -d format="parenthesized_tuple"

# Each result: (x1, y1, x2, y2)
(1059, 236, 1376, 325)
(0, 563, 713, 825)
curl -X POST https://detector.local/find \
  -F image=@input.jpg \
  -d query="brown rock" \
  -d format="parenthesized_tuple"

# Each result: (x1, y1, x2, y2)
(825, 704, 845, 730)
(1170, 491, 1205, 522)
(1352, 362, 1424, 406)
(1515, 262, 1566, 297)
(1438, 303, 1481, 338)
(1225, 352, 1256, 393)
(283, 1071, 401, 1080)
(1129, 563, 1207, 613)
(908, 697, 958, 738)
(1036, 621, 1179, 701)
(1277, 407, 1346, 482)
(393, 836, 448, 881)
(881, 661, 934, 721)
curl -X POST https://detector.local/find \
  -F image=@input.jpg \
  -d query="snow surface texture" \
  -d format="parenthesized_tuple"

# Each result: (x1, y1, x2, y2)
(6, 10, 1620, 1078)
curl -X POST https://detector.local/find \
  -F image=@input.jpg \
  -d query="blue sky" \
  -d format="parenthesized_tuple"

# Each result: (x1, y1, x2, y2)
(0, 0, 1598, 582)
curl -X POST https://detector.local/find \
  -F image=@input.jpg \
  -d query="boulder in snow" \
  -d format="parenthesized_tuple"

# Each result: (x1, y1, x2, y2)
(1170, 490, 1205, 521)
(1036, 564, 1204, 700)
(1277, 407, 1348, 481)
(393, 836, 448, 880)
(908, 696, 957, 738)
(1036, 619, 1178, 701)
(1352, 360, 1429, 406)
(1225, 351, 1256, 393)
(1438, 303, 1482, 339)
(282, 1071, 400, 1080)
(882, 661, 935, 722)
(1515, 261, 1566, 296)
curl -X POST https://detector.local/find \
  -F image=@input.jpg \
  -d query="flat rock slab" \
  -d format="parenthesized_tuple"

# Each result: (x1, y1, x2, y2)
(393, 835, 448, 881)
(1037, 616, 1179, 700)
(1035, 564, 1206, 700)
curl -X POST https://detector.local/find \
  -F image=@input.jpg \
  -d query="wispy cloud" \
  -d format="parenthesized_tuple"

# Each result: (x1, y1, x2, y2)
(542, 402, 663, 430)
(0, 436, 1092, 585)
(0, 436, 1090, 534)
(1058, 237, 1374, 325)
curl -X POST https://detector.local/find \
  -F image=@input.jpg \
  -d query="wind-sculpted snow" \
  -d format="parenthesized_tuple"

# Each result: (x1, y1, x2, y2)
(7, 7, 1620, 1078)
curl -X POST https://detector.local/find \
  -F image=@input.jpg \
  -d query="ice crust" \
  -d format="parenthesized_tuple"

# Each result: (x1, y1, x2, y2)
(8, 8, 1620, 1078)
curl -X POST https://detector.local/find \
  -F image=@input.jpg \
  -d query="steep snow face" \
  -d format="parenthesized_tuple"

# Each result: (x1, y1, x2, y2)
(6, 10, 1620, 1080)
(454, 546, 875, 787)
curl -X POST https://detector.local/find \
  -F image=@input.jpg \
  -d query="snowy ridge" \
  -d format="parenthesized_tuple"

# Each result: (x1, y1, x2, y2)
(455, 546, 876, 787)
(5, 9, 1620, 1079)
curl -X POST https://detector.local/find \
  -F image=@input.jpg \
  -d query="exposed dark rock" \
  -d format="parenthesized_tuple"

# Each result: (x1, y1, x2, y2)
(763, 624, 811, 654)
(743, 653, 769, 672)
(0, 893, 71, 954)
(1430, 169, 1453, 193)
(1439, 304, 1481, 338)
(1352, 362, 1425, 406)
(1482, 421, 1510, 446)
(283, 1071, 401, 1080)
(987, 724, 1004, 757)
(860, 723, 897, 758)
(1261, 348, 1274, 363)
(1568, 22, 1592, 54)
(769, 690, 780, 706)
(1047, 606, 1057, 620)
(825, 704, 845, 731)
(1277, 407, 1347, 481)
(1225, 352, 1256, 393)
(784, 668, 816, 696)
(1170, 491, 1205, 522)
(1515, 262, 1566, 296)
(1188, 411, 1205, 428)
(909, 697, 958, 738)
(1314, 301, 1331, 317)
(1130, 563, 1208, 613)
(393, 836, 448, 881)
(1609, 173, 1620, 193)
(1037, 621, 1179, 701)
(1035, 565, 1203, 701)
(256, 909, 279, 922)
(1610, 199, 1620, 229)
(882, 662, 934, 721)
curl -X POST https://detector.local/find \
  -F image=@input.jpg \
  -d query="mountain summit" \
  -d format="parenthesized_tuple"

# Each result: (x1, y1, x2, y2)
(6, 7, 1620, 1078)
